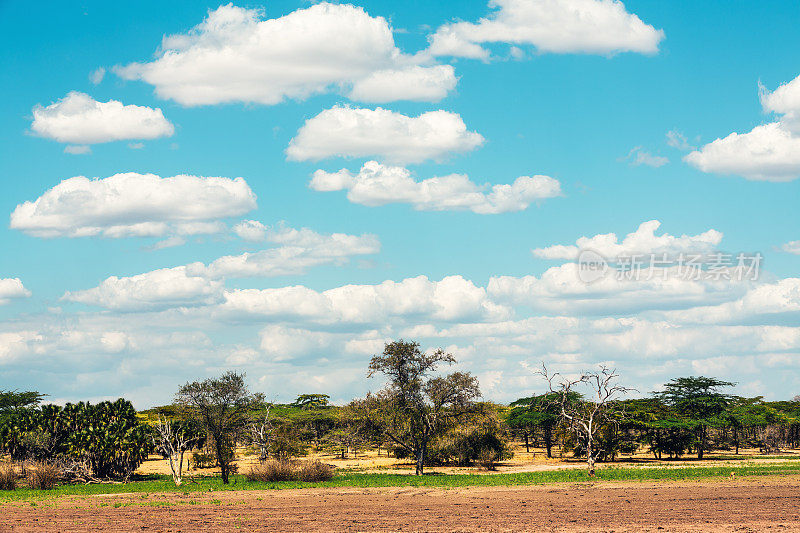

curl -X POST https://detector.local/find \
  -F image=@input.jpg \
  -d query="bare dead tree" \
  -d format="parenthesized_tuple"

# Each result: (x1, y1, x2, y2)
(152, 416, 202, 486)
(248, 405, 273, 462)
(538, 364, 634, 476)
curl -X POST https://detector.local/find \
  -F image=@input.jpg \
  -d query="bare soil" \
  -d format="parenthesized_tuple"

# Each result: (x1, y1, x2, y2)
(3, 477, 800, 532)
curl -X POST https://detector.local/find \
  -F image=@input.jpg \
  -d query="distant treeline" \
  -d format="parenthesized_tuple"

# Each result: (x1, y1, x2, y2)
(2, 341, 799, 484)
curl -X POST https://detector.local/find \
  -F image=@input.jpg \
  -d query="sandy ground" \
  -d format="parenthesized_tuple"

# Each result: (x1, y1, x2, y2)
(3, 477, 800, 532)
(136, 445, 800, 477)
(137, 443, 800, 475)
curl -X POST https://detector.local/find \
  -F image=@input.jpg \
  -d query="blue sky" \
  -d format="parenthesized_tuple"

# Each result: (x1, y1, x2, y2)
(1, 0, 798, 407)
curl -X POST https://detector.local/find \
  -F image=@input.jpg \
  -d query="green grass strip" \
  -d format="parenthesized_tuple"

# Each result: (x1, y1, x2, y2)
(3, 461, 799, 502)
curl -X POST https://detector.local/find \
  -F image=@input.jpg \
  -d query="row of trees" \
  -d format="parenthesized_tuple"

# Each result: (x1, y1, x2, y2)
(2, 340, 800, 484)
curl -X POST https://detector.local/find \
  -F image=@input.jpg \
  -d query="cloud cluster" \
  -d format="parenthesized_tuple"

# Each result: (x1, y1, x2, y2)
(311, 161, 561, 213)
(7, 217, 800, 404)
(532, 220, 723, 260)
(286, 107, 484, 164)
(427, 0, 664, 59)
(115, 3, 456, 106)
(30, 92, 173, 145)
(219, 275, 510, 324)
(10, 172, 256, 239)
(685, 73, 800, 181)
(0, 279, 31, 305)
(63, 226, 380, 311)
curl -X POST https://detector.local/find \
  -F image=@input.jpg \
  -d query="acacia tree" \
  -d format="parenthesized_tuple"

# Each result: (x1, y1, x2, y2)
(539, 365, 633, 476)
(364, 340, 481, 475)
(175, 372, 262, 484)
(508, 393, 563, 457)
(654, 376, 734, 459)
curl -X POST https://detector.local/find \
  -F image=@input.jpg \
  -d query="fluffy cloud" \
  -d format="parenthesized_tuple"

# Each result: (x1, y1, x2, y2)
(427, 0, 664, 59)
(685, 74, 800, 181)
(487, 263, 749, 316)
(0, 279, 31, 305)
(311, 161, 561, 213)
(63, 227, 379, 310)
(685, 122, 800, 182)
(760, 74, 800, 133)
(63, 267, 224, 312)
(219, 275, 511, 324)
(30, 92, 174, 145)
(115, 3, 455, 106)
(347, 65, 457, 103)
(286, 107, 484, 164)
(659, 278, 800, 326)
(532, 220, 723, 260)
(10, 172, 256, 239)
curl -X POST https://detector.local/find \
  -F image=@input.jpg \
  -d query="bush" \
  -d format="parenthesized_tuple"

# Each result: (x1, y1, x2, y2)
(0, 464, 17, 490)
(26, 461, 60, 490)
(191, 452, 216, 469)
(245, 459, 335, 482)
(430, 428, 513, 467)
(299, 460, 334, 482)
(245, 459, 298, 482)
(477, 447, 499, 471)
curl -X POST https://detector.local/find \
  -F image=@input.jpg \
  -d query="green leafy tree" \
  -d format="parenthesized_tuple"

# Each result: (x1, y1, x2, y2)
(176, 372, 263, 484)
(508, 393, 566, 458)
(653, 376, 734, 459)
(291, 394, 331, 410)
(363, 340, 481, 475)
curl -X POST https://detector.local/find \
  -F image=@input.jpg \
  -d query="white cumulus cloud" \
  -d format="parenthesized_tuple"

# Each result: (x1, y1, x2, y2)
(30, 92, 174, 145)
(219, 275, 511, 324)
(63, 267, 224, 312)
(0, 279, 31, 305)
(10, 172, 256, 239)
(685, 122, 800, 182)
(286, 106, 484, 164)
(532, 220, 723, 260)
(310, 161, 561, 213)
(427, 0, 664, 59)
(115, 3, 456, 106)
(347, 65, 457, 103)
(686, 74, 800, 181)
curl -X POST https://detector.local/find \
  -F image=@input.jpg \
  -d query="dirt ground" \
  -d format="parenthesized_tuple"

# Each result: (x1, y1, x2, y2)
(4, 477, 800, 532)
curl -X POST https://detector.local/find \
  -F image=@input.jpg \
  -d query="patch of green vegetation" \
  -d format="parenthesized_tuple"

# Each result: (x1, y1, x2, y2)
(3, 461, 799, 503)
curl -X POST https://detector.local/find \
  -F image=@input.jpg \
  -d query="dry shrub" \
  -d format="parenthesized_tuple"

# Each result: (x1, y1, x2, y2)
(477, 448, 499, 471)
(298, 460, 334, 482)
(0, 464, 17, 491)
(245, 459, 298, 482)
(26, 461, 61, 490)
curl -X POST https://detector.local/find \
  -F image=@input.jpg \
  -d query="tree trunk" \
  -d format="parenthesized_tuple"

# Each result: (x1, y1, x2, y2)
(524, 433, 530, 454)
(586, 436, 596, 476)
(734, 427, 739, 455)
(697, 426, 705, 460)
(415, 444, 425, 476)
(544, 426, 553, 459)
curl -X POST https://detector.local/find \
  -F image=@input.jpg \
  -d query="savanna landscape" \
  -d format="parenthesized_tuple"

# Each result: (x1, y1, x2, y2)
(3, 341, 800, 531)
(2, 0, 800, 531)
